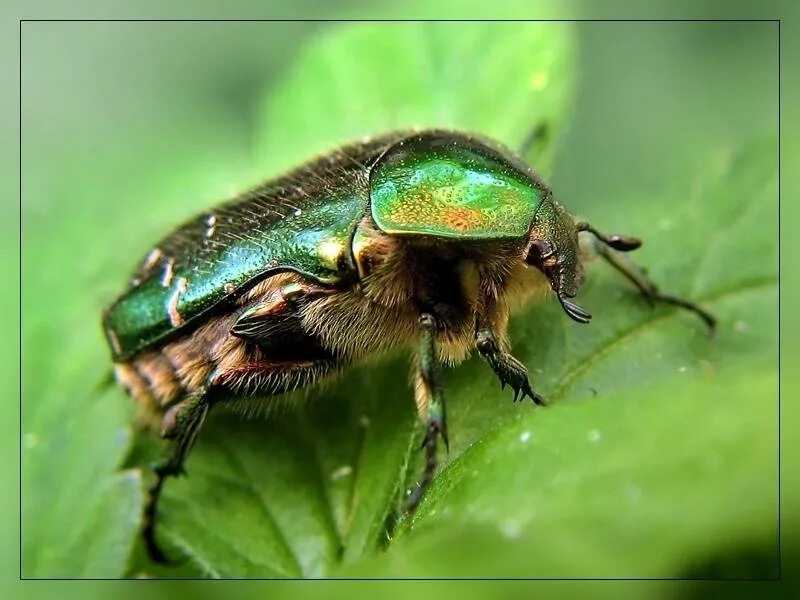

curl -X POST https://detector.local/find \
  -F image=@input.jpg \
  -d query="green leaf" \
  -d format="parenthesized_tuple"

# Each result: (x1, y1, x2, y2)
(22, 110, 254, 578)
(145, 22, 778, 579)
(22, 379, 142, 577)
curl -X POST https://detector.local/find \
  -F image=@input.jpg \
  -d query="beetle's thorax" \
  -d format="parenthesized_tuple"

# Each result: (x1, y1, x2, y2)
(346, 218, 529, 350)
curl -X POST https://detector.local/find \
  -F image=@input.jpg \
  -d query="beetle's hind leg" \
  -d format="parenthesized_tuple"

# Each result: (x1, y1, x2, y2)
(406, 314, 449, 514)
(578, 222, 716, 331)
(475, 328, 546, 405)
(143, 389, 210, 564)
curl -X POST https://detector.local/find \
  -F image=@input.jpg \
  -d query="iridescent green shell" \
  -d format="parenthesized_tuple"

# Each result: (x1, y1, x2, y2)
(102, 133, 409, 361)
(369, 132, 546, 240)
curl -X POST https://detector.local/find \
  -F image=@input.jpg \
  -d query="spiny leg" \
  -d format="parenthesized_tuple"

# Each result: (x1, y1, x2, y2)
(143, 390, 210, 564)
(578, 222, 717, 331)
(406, 313, 448, 514)
(475, 328, 546, 405)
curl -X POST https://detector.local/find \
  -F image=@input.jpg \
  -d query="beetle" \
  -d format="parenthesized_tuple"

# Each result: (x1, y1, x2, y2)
(102, 129, 715, 562)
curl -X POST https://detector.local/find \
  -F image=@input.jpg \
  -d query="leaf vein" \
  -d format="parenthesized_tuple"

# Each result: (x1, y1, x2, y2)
(218, 444, 304, 577)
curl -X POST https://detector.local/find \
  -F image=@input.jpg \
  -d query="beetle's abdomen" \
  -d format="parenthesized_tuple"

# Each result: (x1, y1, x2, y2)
(113, 313, 233, 428)
(114, 355, 184, 430)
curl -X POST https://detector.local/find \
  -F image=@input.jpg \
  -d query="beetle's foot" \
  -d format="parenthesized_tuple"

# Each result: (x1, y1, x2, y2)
(496, 353, 546, 406)
(476, 331, 546, 406)
(646, 291, 718, 334)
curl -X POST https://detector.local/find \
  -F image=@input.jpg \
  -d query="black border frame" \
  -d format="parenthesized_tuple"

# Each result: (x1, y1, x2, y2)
(18, 17, 782, 582)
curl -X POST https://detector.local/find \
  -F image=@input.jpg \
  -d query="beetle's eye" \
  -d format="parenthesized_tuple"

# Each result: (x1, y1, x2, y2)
(525, 239, 555, 267)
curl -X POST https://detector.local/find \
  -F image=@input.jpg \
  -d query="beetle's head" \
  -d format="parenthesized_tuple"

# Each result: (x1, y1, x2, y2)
(524, 199, 591, 323)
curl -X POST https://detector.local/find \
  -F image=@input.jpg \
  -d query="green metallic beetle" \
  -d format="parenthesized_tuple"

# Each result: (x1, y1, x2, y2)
(102, 129, 715, 561)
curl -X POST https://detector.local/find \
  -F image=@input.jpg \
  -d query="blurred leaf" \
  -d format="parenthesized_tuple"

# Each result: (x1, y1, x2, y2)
(22, 380, 142, 577)
(22, 107, 253, 578)
(148, 22, 777, 579)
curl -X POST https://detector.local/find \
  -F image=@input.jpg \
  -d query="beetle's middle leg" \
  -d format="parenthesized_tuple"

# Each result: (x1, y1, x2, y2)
(475, 327, 546, 406)
(406, 313, 448, 513)
(143, 389, 210, 563)
(578, 222, 716, 331)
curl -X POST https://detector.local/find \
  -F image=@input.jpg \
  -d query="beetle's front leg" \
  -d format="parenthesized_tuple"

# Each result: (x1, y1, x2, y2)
(406, 313, 448, 513)
(475, 328, 546, 406)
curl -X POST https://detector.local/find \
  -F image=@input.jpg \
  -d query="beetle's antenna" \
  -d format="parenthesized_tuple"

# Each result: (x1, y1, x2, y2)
(576, 222, 642, 252)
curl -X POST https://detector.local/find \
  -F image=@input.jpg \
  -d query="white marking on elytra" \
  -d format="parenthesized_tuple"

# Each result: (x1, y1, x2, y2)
(224, 282, 235, 294)
(167, 277, 189, 327)
(294, 209, 302, 217)
(108, 329, 122, 355)
(161, 258, 175, 288)
(205, 214, 217, 238)
(143, 247, 163, 271)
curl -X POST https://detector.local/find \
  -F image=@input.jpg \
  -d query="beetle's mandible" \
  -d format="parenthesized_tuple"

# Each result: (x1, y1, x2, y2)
(102, 129, 716, 562)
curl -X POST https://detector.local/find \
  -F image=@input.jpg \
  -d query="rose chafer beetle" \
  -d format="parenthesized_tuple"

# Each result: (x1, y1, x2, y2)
(102, 129, 715, 561)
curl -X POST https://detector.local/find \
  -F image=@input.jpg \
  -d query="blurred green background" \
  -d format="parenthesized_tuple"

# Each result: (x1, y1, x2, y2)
(17, 7, 786, 594)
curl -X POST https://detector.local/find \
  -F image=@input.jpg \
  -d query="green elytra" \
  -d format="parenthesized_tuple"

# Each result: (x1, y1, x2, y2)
(102, 131, 546, 361)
